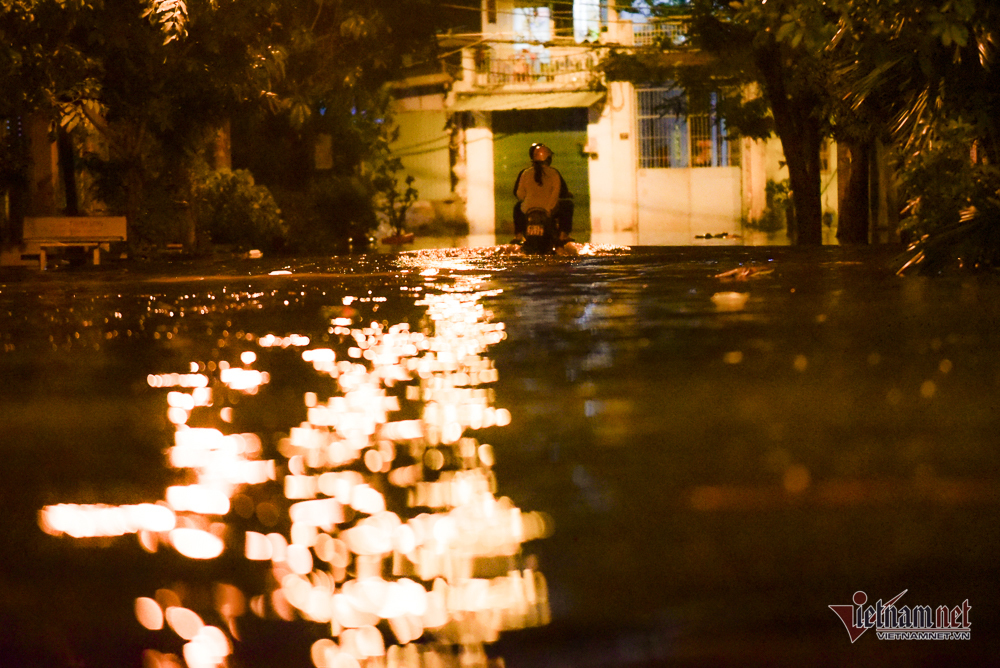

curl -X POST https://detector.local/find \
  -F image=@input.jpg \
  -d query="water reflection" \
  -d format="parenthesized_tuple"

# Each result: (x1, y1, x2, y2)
(7, 245, 999, 666)
(39, 276, 550, 668)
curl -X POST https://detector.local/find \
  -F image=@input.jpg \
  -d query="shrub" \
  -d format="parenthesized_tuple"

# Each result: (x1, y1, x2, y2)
(277, 175, 378, 255)
(898, 123, 997, 237)
(896, 122, 1000, 273)
(744, 179, 792, 235)
(193, 169, 286, 251)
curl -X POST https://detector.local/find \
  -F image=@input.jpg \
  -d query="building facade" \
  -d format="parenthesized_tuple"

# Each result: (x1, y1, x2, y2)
(391, 0, 841, 246)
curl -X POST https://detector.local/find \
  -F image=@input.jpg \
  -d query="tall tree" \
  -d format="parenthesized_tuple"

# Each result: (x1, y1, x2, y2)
(4, 0, 446, 246)
(1, 0, 92, 236)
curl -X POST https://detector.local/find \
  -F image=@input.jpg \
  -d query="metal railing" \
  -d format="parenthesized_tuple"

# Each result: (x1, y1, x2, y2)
(637, 86, 740, 169)
(470, 48, 600, 89)
(633, 19, 689, 47)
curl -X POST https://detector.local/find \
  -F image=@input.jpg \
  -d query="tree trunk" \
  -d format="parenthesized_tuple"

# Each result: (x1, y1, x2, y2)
(770, 110, 823, 245)
(57, 127, 79, 216)
(872, 140, 900, 243)
(4, 176, 26, 245)
(755, 43, 824, 245)
(180, 165, 197, 250)
(1, 115, 27, 244)
(124, 162, 144, 251)
(837, 139, 870, 244)
(783, 133, 824, 245)
(26, 112, 58, 216)
(210, 120, 232, 171)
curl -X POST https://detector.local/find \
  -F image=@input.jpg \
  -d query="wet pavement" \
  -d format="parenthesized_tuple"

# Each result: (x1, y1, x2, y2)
(1, 244, 997, 667)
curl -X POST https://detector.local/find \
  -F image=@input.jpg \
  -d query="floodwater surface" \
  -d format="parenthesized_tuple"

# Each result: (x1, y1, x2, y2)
(0, 245, 997, 667)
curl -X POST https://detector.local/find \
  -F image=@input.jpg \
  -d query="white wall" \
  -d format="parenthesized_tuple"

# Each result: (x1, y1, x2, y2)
(587, 107, 615, 239)
(742, 138, 766, 222)
(390, 110, 452, 202)
(636, 167, 742, 245)
(588, 81, 639, 245)
(610, 82, 640, 242)
(597, 74, 746, 246)
(464, 119, 496, 244)
(485, 0, 513, 52)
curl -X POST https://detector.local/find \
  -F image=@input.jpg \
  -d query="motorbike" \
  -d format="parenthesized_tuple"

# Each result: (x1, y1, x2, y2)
(521, 207, 560, 255)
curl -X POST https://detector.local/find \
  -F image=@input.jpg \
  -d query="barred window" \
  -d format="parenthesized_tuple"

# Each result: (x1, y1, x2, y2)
(637, 87, 740, 169)
(637, 86, 687, 168)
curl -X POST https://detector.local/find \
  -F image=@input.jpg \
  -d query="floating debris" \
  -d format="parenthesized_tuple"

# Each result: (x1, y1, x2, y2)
(714, 265, 774, 280)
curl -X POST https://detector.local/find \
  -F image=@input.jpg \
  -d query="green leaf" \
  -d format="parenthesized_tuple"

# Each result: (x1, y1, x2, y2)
(951, 25, 969, 48)
(776, 21, 795, 43)
(289, 100, 311, 128)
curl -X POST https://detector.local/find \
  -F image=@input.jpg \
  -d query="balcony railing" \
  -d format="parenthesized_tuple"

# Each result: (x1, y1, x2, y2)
(633, 18, 689, 47)
(452, 17, 690, 93)
(470, 48, 600, 90)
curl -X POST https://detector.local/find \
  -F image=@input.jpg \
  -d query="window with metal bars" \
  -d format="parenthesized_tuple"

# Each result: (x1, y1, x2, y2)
(636, 87, 740, 169)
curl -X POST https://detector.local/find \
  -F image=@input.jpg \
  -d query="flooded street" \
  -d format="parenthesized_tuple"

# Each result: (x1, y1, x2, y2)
(1, 245, 997, 667)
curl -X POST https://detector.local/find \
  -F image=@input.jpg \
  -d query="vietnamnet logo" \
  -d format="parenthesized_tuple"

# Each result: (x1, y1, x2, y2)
(829, 590, 971, 642)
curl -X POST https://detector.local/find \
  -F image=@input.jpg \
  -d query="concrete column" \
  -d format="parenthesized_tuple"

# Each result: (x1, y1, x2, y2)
(464, 113, 495, 245)
(586, 104, 612, 240)
(609, 82, 638, 242)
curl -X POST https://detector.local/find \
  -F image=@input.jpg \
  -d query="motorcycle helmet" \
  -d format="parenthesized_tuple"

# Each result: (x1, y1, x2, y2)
(529, 142, 553, 162)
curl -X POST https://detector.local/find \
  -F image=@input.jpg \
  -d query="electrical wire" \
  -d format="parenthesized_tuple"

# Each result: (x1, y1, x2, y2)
(441, 0, 654, 12)
(421, 4, 681, 70)
(437, 2, 656, 28)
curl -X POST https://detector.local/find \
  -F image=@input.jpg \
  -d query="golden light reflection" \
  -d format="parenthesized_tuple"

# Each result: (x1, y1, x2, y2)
(166, 485, 231, 515)
(394, 245, 630, 275)
(169, 528, 225, 559)
(135, 597, 164, 630)
(165, 605, 204, 640)
(182, 625, 231, 668)
(258, 333, 311, 348)
(40, 279, 549, 668)
(40, 502, 176, 538)
(711, 291, 750, 312)
(148, 373, 209, 388)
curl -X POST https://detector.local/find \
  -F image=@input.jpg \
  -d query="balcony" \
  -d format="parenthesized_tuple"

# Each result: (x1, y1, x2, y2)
(457, 46, 601, 93)
(633, 18, 689, 48)
(444, 17, 691, 97)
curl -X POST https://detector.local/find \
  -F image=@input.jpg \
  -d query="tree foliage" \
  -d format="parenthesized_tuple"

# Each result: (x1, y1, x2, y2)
(835, 0, 999, 271)
(193, 167, 286, 250)
(2, 0, 445, 249)
(838, 0, 998, 160)
(606, 0, 999, 254)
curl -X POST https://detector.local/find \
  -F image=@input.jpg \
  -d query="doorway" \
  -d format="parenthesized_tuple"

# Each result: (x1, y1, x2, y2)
(492, 108, 590, 240)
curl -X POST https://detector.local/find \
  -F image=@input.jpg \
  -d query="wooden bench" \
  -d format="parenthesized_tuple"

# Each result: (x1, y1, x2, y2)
(22, 216, 127, 269)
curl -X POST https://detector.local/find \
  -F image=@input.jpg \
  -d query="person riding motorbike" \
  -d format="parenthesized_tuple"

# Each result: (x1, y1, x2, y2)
(513, 143, 574, 245)
(514, 143, 561, 245)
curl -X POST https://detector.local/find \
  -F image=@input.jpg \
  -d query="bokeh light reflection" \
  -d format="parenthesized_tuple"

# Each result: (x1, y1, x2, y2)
(135, 597, 164, 631)
(39, 279, 548, 668)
